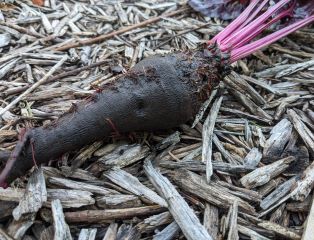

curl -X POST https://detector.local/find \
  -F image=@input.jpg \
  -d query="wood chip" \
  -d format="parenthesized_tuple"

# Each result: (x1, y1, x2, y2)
(144, 160, 213, 240)
(12, 167, 47, 220)
(240, 156, 295, 189)
(202, 96, 223, 181)
(51, 199, 73, 240)
(104, 168, 167, 207)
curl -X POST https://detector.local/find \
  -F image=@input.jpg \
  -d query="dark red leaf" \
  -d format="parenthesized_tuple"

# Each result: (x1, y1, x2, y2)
(188, 0, 249, 20)
(189, 0, 314, 22)
(294, 0, 314, 19)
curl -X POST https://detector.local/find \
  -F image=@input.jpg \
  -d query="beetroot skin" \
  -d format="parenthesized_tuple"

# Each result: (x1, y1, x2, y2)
(0, 50, 222, 187)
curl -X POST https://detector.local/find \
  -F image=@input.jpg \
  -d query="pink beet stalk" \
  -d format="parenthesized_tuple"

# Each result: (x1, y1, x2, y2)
(209, 0, 314, 63)
(210, 0, 262, 45)
(231, 15, 314, 62)
(232, 5, 294, 50)
(240, 0, 270, 29)
(219, 0, 293, 51)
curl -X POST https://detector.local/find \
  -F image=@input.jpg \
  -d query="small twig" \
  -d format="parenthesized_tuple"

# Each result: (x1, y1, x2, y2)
(0, 21, 45, 38)
(54, 7, 189, 51)
(0, 55, 68, 117)
(153, 22, 211, 50)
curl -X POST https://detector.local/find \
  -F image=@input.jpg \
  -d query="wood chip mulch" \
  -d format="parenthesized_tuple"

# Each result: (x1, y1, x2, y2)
(0, 1, 314, 239)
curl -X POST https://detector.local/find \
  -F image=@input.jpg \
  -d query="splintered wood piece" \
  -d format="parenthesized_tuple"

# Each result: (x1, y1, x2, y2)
(71, 141, 103, 170)
(160, 159, 254, 173)
(263, 119, 292, 158)
(213, 134, 238, 164)
(301, 194, 314, 240)
(240, 156, 295, 189)
(192, 89, 217, 128)
(144, 160, 213, 240)
(258, 221, 301, 240)
(153, 222, 180, 240)
(269, 203, 286, 224)
(202, 96, 223, 182)
(287, 109, 314, 155)
(259, 193, 293, 218)
(103, 223, 118, 240)
(0, 33, 11, 48)
(0, 59, 19, 79)
(0, 187, 95, 208)
(227, 200, 239, 240)
(258, 178, 284, 197)
(88, 144, 150, 174)
(156, 131, 181, 150)
(243, 74, 279, 93)
(12, 167, 47, 220)
(46, 189, 95, 208)
(225, 72, 267, 106)
(243, 147, 262, 168)
(94, 143, 123, 157)
(229, 89, 272, 121)
(96, 195, 141, 209)
(78, 229, 97, 240)
(217, 181, 262, 203)
(58, 166, 98, 181)
(286, 195, 312, 213)
(51, 199, 73, 240)
(203, 203, 219, 238)
(116, 224, 140, 239)
(64, 205, 165, 223)
(260, 177, 296, 210)
(48, 177, 118, 195)
(238, 225, 270, 240)
(291, 160, 314, 201)
(0, 188, 24, 201)
(137, 212, 172, 233)
(276, 58, 314, 78)
(104, 168, 167, 207)
(7, 214, 36, 240)
(171, 170, 255, 214)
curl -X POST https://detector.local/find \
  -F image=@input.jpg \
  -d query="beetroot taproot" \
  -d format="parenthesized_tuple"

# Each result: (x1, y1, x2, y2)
(0, 51, 221, 187)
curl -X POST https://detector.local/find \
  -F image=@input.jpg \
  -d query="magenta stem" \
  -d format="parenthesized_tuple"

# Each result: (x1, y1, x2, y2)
(220, 0, 292, 51)
(230, 16, 314, 62)
(210, 0, 262, 45)
(232, 5, 294, 50)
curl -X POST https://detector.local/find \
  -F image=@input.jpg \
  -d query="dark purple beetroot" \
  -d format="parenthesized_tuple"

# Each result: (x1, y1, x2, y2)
(0, 50, 221, 187)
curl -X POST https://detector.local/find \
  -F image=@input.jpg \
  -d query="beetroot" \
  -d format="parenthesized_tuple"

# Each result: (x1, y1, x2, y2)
(1, 0, 314, 187)
(0, 51, 221, 187)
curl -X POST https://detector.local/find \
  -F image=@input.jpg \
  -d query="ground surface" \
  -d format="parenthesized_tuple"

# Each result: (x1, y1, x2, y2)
(0, 1, 314, 240)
